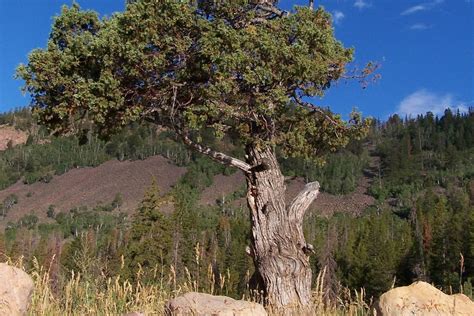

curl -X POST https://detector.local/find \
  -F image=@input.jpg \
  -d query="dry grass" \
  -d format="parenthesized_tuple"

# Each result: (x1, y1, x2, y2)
(7, 254, 372, 315)
(23, 262, 371, 315)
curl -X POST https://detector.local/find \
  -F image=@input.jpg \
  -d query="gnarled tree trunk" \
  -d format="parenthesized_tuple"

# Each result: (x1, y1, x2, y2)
(245, 144, 320, 311)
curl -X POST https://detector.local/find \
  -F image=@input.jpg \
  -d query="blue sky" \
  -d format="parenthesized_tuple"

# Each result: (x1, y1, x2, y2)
(0, 0, 472, 120)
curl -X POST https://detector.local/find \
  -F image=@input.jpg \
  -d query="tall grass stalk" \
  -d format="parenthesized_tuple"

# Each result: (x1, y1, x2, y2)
(16, 258, 373, 315)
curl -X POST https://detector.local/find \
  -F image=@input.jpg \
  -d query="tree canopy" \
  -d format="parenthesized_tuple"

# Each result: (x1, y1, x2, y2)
(16, 1, 376, 308)
(17, 0, 371, 166)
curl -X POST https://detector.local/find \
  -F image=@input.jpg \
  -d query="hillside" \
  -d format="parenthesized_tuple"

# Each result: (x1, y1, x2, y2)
(0, 155, 186, 228)
(199, 172, 375, 217)
(0, 152, 375, 229)
(0, 109, 375, 225)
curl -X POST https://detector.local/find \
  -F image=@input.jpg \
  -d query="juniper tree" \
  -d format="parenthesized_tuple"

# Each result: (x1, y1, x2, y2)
(17, 0, 372, 310)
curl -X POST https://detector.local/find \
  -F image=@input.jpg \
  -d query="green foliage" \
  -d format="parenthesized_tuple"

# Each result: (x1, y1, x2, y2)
(123, 181, 173, 281)
(281, 143, 368, 194)
(180, 156, 233, 191)
(17, 213, 39, 229)
(47, 205, 56, 218)
(373, 110, 474, 195)
(0, 107, 33, 130)
(0, 121, 193, 189)
(94, 193, 124, 212)
(0, 194, 19, 218)
(0, 134, 109, 189)
(305, 209, 413, 299)
(18, 1, 370, 163)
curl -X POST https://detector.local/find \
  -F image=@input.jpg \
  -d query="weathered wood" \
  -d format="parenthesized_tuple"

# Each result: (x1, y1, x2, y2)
(175, 134, 320, 310)
(245, 145, 315, 311)
(178, 131, 252, 173)
(288, 181, 320, 220)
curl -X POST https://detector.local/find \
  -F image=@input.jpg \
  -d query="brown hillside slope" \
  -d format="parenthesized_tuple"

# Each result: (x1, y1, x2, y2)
(0, 152, 375, 230)
(0, 125, 28, 150)
(0, 155, 186, 227)
(200, 172, 375, 216)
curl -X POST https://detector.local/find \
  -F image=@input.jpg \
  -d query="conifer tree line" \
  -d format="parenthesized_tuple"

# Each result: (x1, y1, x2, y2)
(1, 107, 473, 302)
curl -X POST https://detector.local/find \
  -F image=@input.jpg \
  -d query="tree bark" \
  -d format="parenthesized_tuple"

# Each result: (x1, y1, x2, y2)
(245, 144, 319, 311)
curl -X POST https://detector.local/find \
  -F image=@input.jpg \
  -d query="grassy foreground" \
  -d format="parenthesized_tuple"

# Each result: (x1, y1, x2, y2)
(6, 257, 372, 315)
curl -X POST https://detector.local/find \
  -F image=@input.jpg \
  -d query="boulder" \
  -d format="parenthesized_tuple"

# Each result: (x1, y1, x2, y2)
(165, 292, 267, 316)
(0, 263, 34, 316)
(376, 281, 474, 316)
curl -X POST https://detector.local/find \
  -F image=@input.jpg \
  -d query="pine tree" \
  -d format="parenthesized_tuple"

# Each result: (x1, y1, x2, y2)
(124, 180, 172, 282)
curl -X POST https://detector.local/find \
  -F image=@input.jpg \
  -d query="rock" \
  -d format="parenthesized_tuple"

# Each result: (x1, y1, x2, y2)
(376, 281, 474, 316)
(165, 292, 267, 316)
(0, 263, 34, 316)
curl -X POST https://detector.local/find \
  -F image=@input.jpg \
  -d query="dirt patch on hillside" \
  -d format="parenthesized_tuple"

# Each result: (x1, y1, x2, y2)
(0, 125, 28, 150)
(0, 155, 186, 228)
(200, 172, 375, 217)
(200, 172, 246, 206)
(286, 177, 375, 216)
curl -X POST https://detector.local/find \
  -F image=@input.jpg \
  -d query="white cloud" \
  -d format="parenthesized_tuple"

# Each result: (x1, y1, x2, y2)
(397, 89, 468, 117)
(410, 23, 431, 30)
(332, 11, 345, 25)
(354, 0, 371, 10)
(401, 0, 444, 15)
(401, 5, 426, 15)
